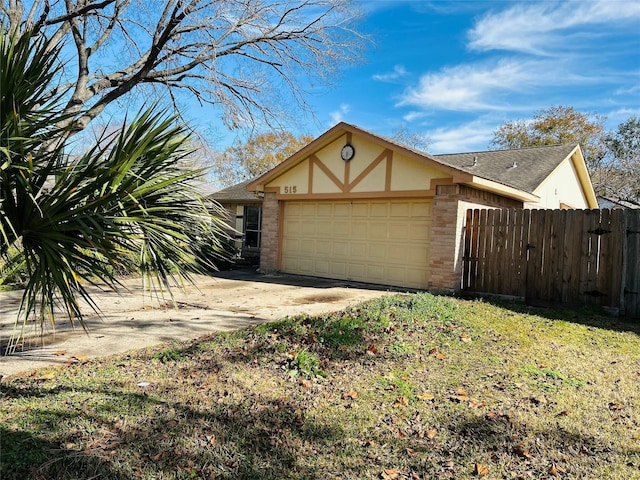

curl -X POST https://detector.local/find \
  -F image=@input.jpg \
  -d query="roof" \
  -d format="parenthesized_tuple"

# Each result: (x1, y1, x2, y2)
(247, 122, 596, 206)
(208, 179, 262, 203)
(432, 144, 579, 194)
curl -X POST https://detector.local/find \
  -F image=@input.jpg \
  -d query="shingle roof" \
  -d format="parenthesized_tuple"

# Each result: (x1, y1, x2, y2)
(340, 123, 577, 194)
(208, 179, 262, 203)
(432, 144, 578, 194)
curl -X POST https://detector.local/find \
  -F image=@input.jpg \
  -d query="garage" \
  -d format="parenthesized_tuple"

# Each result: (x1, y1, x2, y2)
(247, 122, 598, 292)
(281, 199, 432, 288)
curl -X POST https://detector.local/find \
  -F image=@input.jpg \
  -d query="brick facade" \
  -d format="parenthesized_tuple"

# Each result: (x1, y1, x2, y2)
(427, 185, 522, 292)
(259, 192, 280, 273)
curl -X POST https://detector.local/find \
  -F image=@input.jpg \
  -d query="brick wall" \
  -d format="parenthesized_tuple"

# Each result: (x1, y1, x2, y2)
(259, 192, 280, 273)
(428, 185, 522, 292)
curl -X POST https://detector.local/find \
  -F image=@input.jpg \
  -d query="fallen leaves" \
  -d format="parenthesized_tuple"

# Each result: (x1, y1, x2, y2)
(548, 464, 566, 477)
(381, 468, 400, 479)
(513, 442, 532, 459)
(448, 388, 486, 409)
(342, 389, 359, 400)
(474, 463, 490, 476)
(429, 347, 445, 360)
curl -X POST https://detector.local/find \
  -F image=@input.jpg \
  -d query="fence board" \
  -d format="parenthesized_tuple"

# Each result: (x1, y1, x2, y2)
(626, 213, 640, 317)
(462, 208, 640, 319)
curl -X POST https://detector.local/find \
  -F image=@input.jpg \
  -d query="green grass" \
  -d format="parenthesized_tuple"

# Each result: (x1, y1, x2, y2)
(2, 293, 640, 479)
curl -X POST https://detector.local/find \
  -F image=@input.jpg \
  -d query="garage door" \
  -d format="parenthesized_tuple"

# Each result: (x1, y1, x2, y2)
(281, 199, 432, 288)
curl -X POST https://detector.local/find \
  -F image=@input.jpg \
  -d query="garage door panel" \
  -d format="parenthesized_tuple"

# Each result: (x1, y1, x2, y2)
(281, 199, 431, 288)
(409, 223, 430, 241)
(315, 260, 329, 274)
(370, 223, 388, 239)
(348, 263, 366, 279)
(317, 204, 333, 216)
(350, 242, 367, 258)
(370, 203, 389, 217)
(390, 202, 411, 217)
(333, 242, 349, 256)
(352, 203, 369, 217)
(369, 243, 387, 259)
(332, 222, 350, 236)
(302, 203, 317, 216)
(330, 262, 347, 276)
(334, 203, 350, 216)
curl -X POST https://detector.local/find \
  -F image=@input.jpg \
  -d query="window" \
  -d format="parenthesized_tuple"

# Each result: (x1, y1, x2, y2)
(243, 205, 262, 248)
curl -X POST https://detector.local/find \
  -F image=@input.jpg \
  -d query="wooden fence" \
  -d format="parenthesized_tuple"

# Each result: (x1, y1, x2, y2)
(462, 208, 640, 318)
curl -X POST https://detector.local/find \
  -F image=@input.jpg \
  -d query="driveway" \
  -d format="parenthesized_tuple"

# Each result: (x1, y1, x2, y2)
(0, 269, 392, 378)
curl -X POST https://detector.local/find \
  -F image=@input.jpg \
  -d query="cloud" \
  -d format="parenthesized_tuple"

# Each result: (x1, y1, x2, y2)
(426, 118, 497, 154)
(372, 65, 408, 82)
(468, 0, 640, 54)
(398, 59, 548, 112)
(329, 103, 350, 125)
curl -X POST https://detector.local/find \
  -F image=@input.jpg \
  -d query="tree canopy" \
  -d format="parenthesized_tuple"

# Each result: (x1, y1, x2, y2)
(211, 131, 313, 187)
(599, 116, 640, 201)
(2, 0, 364, 137)
(490, 106, 607, 174)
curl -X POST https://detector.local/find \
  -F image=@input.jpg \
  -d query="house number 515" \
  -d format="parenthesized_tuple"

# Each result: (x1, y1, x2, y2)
(283, 186, 297, 193)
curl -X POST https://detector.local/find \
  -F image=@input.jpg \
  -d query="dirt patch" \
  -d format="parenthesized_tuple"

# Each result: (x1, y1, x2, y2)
(293, 293, 348, 304)
(0, 269, 392, 378)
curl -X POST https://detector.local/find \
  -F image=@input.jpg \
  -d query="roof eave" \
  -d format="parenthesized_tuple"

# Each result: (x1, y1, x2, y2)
(468, 176, 540, 203)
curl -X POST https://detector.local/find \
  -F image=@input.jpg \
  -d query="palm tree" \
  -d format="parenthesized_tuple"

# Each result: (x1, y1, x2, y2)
(1, 29, 230, 348)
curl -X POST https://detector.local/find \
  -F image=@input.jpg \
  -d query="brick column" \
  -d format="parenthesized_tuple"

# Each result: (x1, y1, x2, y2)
(428, 185, 465, 292)
(259, 192, 280, 273)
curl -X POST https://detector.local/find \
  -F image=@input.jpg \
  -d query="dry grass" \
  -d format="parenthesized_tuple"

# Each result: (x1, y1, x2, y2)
(1, 293, 639, 479)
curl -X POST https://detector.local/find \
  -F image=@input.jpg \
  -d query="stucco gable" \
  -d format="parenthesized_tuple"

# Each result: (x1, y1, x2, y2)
(247, 123, 469, 198)
(247, 123, 597, 207)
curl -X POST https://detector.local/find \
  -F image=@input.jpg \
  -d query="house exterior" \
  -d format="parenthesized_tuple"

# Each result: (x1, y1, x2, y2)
(246, 122, 598, 291)
(208, 179, 263, 264)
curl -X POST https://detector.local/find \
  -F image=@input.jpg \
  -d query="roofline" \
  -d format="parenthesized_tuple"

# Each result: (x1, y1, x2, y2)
(468, 177, 540, 202)
(247, 122, 474, 191)
(531, 145, 598, 208)
(246, 124, 591, 205)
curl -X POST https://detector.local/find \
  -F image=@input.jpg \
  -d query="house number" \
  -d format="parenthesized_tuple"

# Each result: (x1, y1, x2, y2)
(283, 186, 297, 194)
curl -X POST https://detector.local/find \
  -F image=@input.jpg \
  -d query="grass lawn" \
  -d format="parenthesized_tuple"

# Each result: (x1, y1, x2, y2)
(1, 293, 639, 479)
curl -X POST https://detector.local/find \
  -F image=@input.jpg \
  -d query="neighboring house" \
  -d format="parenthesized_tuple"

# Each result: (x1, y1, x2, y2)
(597, 196, 640, 209)
(208, 179, 263, 264)
(246, 122, 598, 291)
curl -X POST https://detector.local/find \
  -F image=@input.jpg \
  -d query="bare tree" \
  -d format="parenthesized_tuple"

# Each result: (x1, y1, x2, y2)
(2, 0, 365, 137)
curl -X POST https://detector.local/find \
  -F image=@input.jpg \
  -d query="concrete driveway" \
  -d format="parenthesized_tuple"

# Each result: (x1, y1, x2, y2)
(0, 269, 392, 378)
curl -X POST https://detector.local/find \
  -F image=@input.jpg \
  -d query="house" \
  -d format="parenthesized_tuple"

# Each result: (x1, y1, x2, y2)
(246, 122, 598, 291)
(208, 179, 263, 264)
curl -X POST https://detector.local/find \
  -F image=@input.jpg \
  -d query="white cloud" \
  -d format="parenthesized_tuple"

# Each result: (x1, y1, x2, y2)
(329, 103, 350, 125)
(398, 59, 548, 111)
(426, 118, 497, 154)
(468, 0, 640, 54)
(372, 65, 408, 82)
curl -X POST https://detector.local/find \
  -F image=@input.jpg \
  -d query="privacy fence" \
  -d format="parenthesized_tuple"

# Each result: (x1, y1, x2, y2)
(462, 208, 640, 318)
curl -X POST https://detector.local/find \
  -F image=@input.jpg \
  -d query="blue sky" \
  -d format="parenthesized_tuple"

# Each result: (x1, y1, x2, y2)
(291, 0, 640, 154)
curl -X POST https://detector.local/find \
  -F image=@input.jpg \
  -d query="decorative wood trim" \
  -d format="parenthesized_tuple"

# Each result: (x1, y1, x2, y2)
(348, 149, 390, 192)
(344, 153, 351, 186)
(275, 190, 434, 201)
(385, 151, 393, 192)
(311, 155, 346, 192)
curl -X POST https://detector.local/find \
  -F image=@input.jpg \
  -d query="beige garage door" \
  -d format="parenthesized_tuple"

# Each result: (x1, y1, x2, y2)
(281, 199, 432, 288)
